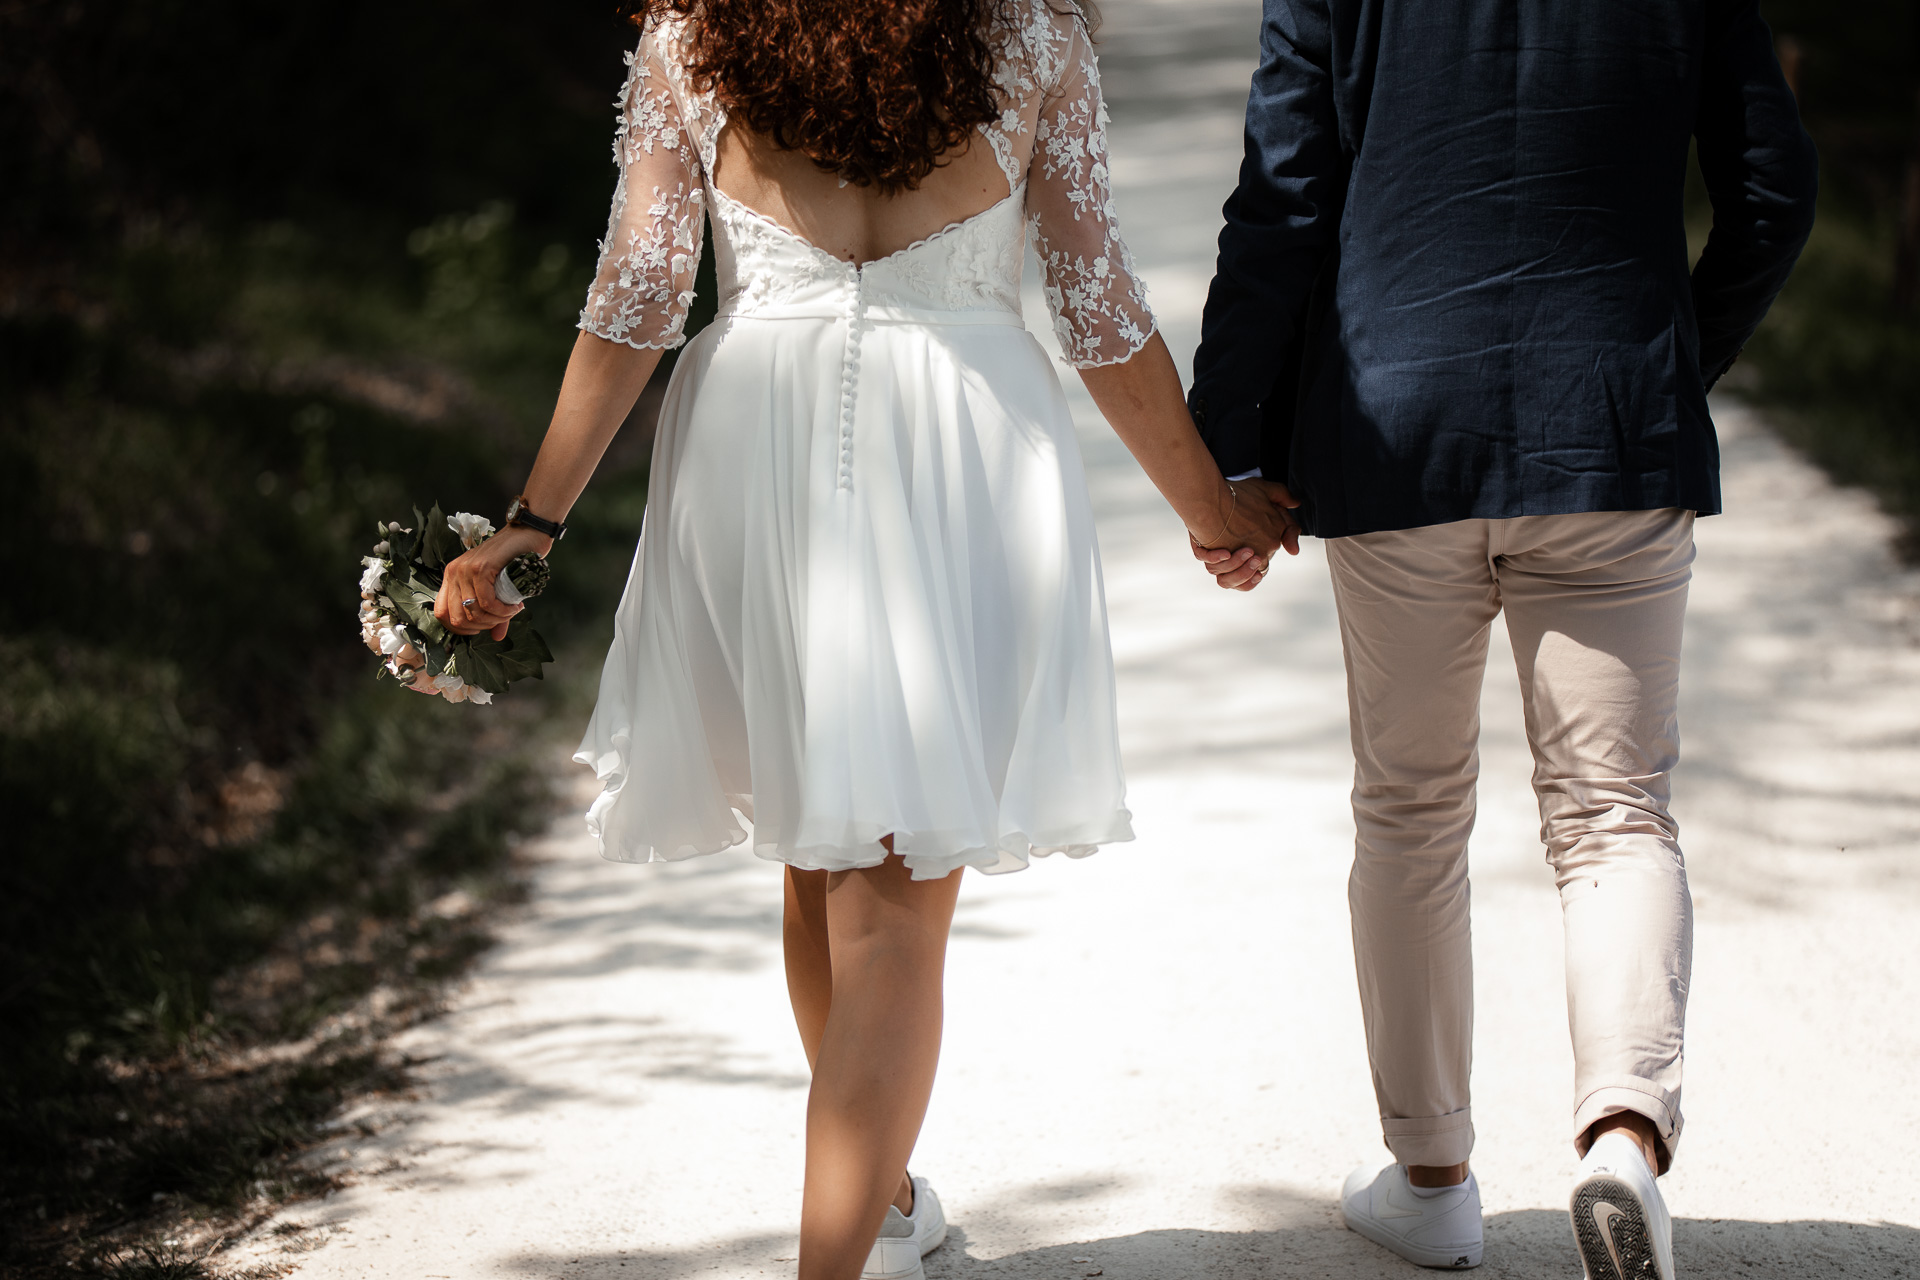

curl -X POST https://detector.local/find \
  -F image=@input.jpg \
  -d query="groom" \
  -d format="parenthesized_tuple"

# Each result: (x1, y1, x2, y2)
(1188, 0, 1816, 1275)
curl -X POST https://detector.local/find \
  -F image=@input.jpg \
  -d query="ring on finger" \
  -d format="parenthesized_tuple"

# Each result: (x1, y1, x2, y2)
(462, 598, 477, 608)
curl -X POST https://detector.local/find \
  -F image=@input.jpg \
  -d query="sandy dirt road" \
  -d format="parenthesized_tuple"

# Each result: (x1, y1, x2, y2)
(256, 2, 1920, 1275)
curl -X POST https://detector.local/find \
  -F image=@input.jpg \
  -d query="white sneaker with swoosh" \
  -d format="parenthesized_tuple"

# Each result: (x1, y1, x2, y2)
(1340, 1163, 1483, 1269)
(1570, 1133, 1674, 1280)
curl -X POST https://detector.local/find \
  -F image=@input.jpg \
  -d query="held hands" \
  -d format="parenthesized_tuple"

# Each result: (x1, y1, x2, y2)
(1187, 478, 1302, 591)
(433, 523, 549, 639)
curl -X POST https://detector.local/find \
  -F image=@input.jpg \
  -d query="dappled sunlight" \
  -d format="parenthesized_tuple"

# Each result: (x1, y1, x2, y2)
(200, 2, 1920, 1277)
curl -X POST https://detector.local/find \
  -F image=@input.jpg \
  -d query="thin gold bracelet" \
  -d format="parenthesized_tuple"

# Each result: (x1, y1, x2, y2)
(1200, 482, 1238, 547)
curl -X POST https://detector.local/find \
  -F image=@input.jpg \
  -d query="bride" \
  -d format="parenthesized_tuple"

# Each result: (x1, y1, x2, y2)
(436, 0, 1293, 1275)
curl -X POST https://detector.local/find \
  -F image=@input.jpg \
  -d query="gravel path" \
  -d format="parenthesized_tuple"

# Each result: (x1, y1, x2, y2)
(256, 3, 1920, 1275)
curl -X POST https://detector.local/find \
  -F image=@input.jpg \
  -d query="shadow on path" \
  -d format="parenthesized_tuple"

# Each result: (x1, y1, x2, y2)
(498, 1184, 1920, 1278)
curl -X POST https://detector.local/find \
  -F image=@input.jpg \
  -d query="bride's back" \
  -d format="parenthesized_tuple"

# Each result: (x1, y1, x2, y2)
(712, 127, 1015, 269)
(583, 0, 1149, 369)
(658, 0, 1083, 263)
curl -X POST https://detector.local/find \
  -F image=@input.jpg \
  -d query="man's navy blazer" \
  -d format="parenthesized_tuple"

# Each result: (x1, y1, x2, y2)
(1187, 0, 1819, 538)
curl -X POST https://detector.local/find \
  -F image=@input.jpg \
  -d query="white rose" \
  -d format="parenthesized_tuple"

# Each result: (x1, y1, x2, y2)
(377, 622, 411, 656)
(359, 557, 387, 594)
(431, 672, 490, 705)
(448, 512, 495, 549)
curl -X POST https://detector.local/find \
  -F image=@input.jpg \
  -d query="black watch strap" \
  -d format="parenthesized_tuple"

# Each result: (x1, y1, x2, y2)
(506, 495, 567, 541)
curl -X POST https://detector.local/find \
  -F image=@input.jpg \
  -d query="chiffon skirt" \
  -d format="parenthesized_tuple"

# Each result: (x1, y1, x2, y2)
(575, 306, 1134, 880)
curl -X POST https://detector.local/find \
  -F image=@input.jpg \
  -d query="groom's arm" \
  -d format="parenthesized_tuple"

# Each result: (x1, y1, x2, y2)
(1187, 0, 1350, 479)
(1690, 0, 1819, 388)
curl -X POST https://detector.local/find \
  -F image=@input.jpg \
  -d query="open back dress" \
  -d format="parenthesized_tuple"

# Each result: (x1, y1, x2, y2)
(573, 0, 1155, 880)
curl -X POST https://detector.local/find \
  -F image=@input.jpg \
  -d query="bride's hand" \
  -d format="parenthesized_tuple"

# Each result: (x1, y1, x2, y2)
(433, 524, 546, 639)
(1189, 479, 1302, 591)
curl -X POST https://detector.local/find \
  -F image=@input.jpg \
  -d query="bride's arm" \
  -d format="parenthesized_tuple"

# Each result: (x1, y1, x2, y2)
(435, 334, 661, 637)
(1025, 14, 1294, 589)
(1078, 335, 1299, 591)
(437, 19, 702, 637)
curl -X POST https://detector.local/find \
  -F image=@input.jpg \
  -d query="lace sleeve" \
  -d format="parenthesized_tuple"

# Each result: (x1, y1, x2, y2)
(1025, 14, 1155, 369)
(577, 25, 706, 351)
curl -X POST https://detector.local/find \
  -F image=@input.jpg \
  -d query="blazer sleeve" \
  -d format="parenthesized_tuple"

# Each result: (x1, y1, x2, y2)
(1187, 0, 1349, 478)
(1690, 0, 1819, 388)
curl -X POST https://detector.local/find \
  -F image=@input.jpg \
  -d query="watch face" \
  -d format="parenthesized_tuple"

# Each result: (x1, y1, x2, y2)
(506, 498, 525, 522)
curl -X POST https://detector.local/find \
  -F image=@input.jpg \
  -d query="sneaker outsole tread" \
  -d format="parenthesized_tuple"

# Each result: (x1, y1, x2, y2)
(1571, 1176, 1658, 1280)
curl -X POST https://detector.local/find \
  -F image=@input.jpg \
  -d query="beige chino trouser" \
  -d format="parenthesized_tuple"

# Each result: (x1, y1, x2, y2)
(1325, 509, 1695, 1171)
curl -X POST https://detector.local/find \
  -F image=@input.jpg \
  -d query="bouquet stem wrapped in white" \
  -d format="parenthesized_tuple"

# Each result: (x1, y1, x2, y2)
(357, 504, 554, 704)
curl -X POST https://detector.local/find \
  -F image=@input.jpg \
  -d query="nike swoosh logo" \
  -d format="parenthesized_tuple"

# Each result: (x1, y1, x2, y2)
(1593, 1201, 1628, 1278)
(1376, 1181, 1430, 1220)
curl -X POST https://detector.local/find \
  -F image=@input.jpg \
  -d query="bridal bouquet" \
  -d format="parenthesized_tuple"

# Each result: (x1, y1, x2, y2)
(357, 505, 554, 704)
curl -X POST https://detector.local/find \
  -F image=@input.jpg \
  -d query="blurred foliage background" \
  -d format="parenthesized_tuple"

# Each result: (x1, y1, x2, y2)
(1738, 0, 1920, 554)
(0, 0, 681, 1270)
(0, 0, 1913, 1273)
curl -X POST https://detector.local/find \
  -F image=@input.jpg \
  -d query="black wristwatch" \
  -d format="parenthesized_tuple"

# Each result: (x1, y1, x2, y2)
(505, 495, 567, 542)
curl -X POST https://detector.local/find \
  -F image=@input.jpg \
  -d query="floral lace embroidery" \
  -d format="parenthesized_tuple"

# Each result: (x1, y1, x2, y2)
(710, 192, 849, 312)
(578, 34, 707, 350)
(1025, 14, 1153, 368)
(578, 1, 1154, 370)
(940, 209, 1027, 311)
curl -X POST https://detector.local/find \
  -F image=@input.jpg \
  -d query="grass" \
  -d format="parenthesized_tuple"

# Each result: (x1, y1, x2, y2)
(0, 203, 656, 1274)
(0, 4, 664, 1269)
(1, 682, 557, 1274)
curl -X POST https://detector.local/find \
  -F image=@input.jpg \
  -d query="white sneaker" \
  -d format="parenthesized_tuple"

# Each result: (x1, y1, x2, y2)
(862, 1176, 947, 1280)
(1341, 1162, 1483, 1269)
(1570, 1132, 1674, 1280)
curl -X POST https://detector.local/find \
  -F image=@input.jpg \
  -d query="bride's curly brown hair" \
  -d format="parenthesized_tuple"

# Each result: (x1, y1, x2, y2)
(627, 0, 1093, 194)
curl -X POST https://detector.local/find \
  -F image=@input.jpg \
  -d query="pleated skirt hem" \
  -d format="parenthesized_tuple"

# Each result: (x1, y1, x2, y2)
(580, 758, 1132, 881)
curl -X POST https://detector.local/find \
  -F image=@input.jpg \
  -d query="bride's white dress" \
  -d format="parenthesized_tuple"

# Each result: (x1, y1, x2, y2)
(573, 2, 1155, 880)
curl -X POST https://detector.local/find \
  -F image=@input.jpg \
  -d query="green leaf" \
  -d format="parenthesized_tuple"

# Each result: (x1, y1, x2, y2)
(460, 640, 511, 695)
(389, 591, 447, 648)
(403, 571, 445, 621)
(509, 618, 554, 666)
(496, 648, 542, 682)
(420, 501, 464, 570)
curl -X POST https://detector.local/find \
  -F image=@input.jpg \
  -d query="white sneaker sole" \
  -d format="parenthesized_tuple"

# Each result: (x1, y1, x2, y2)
(863, 1262, 925, 1280)
(1342, 1210, 1482, 1269)
(1569, 1174, 1667, 1280)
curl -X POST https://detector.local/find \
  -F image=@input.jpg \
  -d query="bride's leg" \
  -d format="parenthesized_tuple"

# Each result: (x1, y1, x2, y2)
(784, 866, 835, 1067)
(784, 855, 920, 1218)
(796, 852, 962, 1280)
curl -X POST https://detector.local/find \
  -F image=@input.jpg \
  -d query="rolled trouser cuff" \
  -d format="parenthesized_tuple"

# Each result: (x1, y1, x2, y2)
(1381, 1107, 1475, 1168)
(1573, 1081, 1682, 1173)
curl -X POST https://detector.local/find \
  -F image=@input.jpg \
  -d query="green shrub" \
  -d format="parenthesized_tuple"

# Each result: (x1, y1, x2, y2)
(1741, 209, 1920, 551)
(0, 205, 653, 1267)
